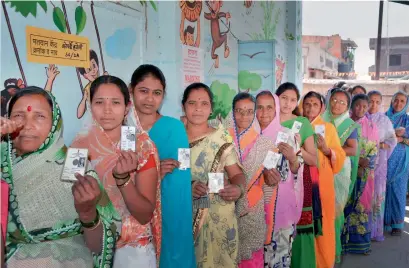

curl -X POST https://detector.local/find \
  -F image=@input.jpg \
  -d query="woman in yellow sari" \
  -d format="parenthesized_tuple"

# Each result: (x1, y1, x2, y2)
(182, 83, 246, 268)
(302, 91, 346, 268)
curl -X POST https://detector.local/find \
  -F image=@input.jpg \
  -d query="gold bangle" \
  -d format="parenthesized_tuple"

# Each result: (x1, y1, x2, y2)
(83, 218, 101, 231)
(117, 178, 132, 188)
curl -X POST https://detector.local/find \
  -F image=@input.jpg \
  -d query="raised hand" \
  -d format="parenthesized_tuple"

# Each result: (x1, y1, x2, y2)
(160, 159, 180, 179)
(72, 174, 101, 222)
(277, 142, 296, 163)
(46, 64, 60, 81)
(192, 181, 208, 199)
(113, 151, 138, 177)
(1, 117, 22, 136)
(263, 168, 281, 186)
(219, 184, 241, 202)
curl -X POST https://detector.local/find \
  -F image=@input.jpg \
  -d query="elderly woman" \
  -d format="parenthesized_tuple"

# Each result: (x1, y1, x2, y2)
(384, 91, 409, 236)
(366, 91, 397, 241)
(1, 87, 120, 268)
(226, 92, 281, 267)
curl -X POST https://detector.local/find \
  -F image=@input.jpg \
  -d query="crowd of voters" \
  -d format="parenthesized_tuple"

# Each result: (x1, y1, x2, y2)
(1, 64, 409, 268)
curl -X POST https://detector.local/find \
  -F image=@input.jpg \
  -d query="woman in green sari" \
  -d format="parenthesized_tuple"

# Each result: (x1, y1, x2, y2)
(322, 88, 360, 263)
(182, 83, 246, 268)
(1, 87, 120, 268)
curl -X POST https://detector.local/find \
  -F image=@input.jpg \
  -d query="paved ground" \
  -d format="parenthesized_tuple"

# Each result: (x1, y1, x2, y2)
(335, 200, 409, 268)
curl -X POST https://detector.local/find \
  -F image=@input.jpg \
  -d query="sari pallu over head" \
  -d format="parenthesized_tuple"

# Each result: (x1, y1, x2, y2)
(227, 94, 271, 261)
(72, 97, 162, 261)
(322, 90, 361, 215)
(256, 92, 303, 241)
(2, 90, 120, 268)
(386, 91, 409, 180)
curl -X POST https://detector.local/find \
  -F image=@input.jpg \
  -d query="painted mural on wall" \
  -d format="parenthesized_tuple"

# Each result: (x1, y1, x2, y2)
(202, 0, 297, 122)
(1, 0, 301, 141)
(1, 0, 152, 143)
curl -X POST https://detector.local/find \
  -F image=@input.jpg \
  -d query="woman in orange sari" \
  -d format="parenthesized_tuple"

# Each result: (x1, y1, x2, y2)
(302, 91, 346, 268)
(71, 75, 161, 267)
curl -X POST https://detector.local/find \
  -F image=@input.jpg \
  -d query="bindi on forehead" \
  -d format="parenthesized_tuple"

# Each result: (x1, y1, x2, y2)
(27, 105, 32, 112)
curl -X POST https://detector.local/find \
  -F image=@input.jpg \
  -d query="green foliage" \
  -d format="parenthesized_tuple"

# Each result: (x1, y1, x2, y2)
(209, 81, 237, 120)
(75, 6, 87, 35)
(247, 1, 281, 41)
(6, 0, 47, 18)
(238, 70, 262, 92)
(53, 7, 66, 33)
(139, 0, 158, 12)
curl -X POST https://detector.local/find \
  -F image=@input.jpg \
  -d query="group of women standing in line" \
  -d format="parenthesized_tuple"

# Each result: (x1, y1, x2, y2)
(1, 63, 409, 268)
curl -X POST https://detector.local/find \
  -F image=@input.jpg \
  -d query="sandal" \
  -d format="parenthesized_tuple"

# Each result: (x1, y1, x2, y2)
(391, 228, 402, 236)
(364, 249, 372, 256)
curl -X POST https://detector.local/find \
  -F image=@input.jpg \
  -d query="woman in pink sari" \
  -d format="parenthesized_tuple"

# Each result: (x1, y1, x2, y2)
(342, 94, 379, 255)
(71, 75, 162, 267)
(255, 91, 303, 268)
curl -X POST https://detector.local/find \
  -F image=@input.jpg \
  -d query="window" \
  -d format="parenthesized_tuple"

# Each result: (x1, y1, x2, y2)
(389, 54, 401, 66)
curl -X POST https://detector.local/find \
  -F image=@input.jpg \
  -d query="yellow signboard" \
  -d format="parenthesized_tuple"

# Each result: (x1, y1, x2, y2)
(26, 26, 90, 68)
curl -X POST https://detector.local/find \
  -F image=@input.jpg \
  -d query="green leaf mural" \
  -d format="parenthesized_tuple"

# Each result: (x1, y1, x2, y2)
(53, 7, 66, 33)
(247, 1, 281, 41)
(210, 81, 237, 120)
(139, 0, 158, 11)
(6, 0, 47, 18)
(75, 6, 87, 35)
(238, 70, 262, 92)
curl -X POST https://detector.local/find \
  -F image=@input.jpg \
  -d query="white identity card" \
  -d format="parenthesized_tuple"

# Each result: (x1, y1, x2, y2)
(291, 121, 303, 134)
(208, 173, 224, 193)
(178, 148, 191, 170)
(263, 150, 281, 169)
(121, 126, 136, 151)
(276, 131, 289, 146)
(315, 125, 326, 137)
(61, 148, 88, 182)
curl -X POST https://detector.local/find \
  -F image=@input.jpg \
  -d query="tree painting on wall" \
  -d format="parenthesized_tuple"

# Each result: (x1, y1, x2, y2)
(209, 80, 237, 122)
(238, 70, 262, 93)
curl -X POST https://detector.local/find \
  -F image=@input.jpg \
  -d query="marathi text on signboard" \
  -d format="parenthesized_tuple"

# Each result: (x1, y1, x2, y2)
(182, 45, 204, 89)
(26, 26, 90, 68)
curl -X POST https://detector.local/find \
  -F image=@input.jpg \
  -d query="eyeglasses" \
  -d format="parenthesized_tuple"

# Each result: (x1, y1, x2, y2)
(234, 108, 254, 116)
(331, 98, 347, 106)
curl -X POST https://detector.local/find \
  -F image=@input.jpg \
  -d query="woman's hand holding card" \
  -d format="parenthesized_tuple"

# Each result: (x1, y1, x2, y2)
(113, 151, 138, 177)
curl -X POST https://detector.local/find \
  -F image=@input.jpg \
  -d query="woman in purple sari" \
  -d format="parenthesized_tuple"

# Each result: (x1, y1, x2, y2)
(367, 91, 397, 242)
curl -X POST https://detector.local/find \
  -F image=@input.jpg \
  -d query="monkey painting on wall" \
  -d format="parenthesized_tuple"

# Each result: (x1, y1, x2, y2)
(204, 0, 231, 68)
(180, 0, 202, 47)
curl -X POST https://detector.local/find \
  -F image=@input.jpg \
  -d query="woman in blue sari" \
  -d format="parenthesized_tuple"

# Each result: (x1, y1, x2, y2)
(384, 91, 409, 236)
(127, 64, 195, 267)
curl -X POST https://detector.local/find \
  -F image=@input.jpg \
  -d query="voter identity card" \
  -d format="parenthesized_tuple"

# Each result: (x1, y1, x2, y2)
(291, 121, 302, 134)
(121, 126, 136, 151)
(315, 125, 326, 138)
(178, 148, 191, 170)
(276, 131, 289, 146)
(208, 173, 224, 193)
(263, 150, 281, 169)
(61, 148, 88, 182)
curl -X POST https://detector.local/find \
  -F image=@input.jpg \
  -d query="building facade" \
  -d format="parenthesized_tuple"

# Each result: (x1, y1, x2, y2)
(368, 36, 409, 79)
